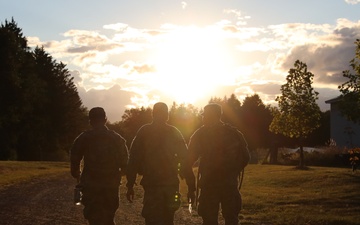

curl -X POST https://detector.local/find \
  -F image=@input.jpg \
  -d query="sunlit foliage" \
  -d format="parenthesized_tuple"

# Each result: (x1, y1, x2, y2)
(338, 39, 360, 123)
(270, 60, 321, 168)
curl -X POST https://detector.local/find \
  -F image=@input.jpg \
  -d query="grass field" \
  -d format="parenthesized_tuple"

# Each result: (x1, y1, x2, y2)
(1, 161, 359, 225)
(0, 161, 69, 190)
(179, 165, 360, 225)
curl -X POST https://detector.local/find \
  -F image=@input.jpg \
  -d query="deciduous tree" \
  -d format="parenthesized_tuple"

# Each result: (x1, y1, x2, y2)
(270, 60, 321, 168)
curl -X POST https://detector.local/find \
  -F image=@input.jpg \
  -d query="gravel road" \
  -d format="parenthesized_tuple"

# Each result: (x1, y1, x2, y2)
(0, 172, 205, 225)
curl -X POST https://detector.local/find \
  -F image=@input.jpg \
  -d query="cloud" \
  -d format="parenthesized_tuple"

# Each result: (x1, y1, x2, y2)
(64, 30, 110, 46)
(223, 9, 250, 26)
(181, 1, 187, 9)
(103, 23, 129, 31)
(63, 30, 124, 56)
(278, 19, 360, 87)
(131, 64, 156, 74)
(70, 70, 82, 84)
(226, 22, 332, 53)
(78, 84, 137, 122)
(27, 16, 360, 117)
(267, 23, 333, 49)
(250, 82, 282, 96)
(345, 0, 360, 4)
(144, 29, 164, 36)
(222, 26, 265, 40)
(280, 43, 354, 86)
(67, 43, 121, 53)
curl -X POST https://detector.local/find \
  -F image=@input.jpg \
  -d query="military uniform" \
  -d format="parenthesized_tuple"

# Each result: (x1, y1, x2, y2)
(126, 103, 195, 225)
(70, 108, 128, 225)
(188, 104, 250, 225)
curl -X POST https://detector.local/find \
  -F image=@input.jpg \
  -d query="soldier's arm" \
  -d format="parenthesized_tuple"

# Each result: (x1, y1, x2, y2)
(126, 144, 137, 189)
(174, 128, 196, 192)
(126, 128, 143, 189)
(186, 130, 204, 204)
(117, 135, 129, 176)
(186, 130, 204, 192)
(70, 133, 86, 179)
(236, 130, 250, 170)
(188, 130, 202, 168)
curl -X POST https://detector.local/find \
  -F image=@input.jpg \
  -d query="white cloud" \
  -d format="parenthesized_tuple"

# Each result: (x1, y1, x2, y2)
(277, 19, 360, 88)
(223, 26, 265, 40)
(267, 23, 333, 48)
(103, 23, 129, 31)
(223, 9, 250, 26)
(28, 17, 360, 116)
(237, 41, 272, 52)
(181, 1, 187, 9)
(345, 0, 360, 4)
(78, 85, 136, 122)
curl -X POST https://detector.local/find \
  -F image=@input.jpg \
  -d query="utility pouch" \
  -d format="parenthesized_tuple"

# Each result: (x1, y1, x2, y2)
(74, 184, 83, 205)
(169, 191, 181, 211)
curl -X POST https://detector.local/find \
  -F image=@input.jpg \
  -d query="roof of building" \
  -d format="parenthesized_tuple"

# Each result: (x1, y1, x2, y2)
(325, 96, 342, 104)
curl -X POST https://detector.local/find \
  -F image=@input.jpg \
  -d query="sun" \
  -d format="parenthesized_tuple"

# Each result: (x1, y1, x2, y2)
(150, 26, 235, 104)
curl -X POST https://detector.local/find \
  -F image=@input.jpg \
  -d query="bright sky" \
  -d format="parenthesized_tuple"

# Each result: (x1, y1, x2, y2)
(1, 0, 360, 122)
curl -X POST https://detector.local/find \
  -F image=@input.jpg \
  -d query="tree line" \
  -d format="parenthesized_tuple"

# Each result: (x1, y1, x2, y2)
(1, 19, 359, 162)
(109, 94, 329, 160)
(0, 19, 88, 160)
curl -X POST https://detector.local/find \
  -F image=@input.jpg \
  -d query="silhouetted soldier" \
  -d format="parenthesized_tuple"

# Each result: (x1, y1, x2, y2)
(126, 102, 195, 225)
(70, 107, 128, 225)
(188, 103, 250, 225)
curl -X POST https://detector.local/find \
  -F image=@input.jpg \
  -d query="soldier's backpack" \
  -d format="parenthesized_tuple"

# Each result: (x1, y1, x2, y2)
(197, 123, 249, 186)
(83, 129, 122, 178)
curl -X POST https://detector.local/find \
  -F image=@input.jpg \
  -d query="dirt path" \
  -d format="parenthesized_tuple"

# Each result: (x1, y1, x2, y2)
(0, 173, 205, 225)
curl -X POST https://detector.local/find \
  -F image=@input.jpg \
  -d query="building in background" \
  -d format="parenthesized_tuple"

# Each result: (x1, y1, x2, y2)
(325, 97, 360, 148)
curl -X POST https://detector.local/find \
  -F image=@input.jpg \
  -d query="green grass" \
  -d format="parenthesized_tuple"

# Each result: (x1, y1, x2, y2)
(180, 165, 360, 225)
(0, 161, 69, 190)
(1, 162, 359, 224)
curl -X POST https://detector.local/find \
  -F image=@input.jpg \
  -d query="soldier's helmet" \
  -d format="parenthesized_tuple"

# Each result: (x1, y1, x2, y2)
(89, 107, 106, 120)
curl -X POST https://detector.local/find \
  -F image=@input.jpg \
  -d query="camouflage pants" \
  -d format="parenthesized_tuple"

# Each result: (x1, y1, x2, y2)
(198, 186, 242, 225)
(142, 185, 180, 225)
(82, 185, 119, 225)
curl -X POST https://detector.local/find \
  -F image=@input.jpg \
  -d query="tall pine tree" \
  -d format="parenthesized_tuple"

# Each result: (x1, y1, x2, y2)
(0, 19, 87, 160)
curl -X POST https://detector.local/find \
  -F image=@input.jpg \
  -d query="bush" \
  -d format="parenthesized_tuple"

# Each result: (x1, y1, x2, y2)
(275, 147, 349, 167)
